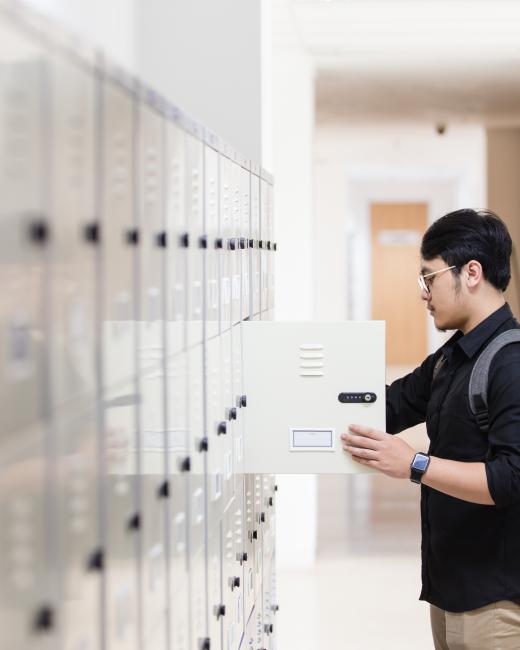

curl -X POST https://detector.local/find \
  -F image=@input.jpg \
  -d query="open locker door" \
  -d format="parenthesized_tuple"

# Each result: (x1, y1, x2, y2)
(242, 321, 385, 474)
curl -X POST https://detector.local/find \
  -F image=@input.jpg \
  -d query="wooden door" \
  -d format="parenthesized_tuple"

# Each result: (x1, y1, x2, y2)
(371, 203, 428, 365)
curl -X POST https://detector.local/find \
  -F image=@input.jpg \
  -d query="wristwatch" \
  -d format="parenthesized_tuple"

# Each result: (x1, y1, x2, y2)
(410, 452, 431, 484)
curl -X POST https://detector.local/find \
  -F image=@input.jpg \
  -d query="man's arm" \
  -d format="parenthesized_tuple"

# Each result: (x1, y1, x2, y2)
(341, 425, 494, 506)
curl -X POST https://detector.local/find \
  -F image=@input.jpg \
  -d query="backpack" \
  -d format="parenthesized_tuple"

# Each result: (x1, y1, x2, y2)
(433, 329, 520, 433)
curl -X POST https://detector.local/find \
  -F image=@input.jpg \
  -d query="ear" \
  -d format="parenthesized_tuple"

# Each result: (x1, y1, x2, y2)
(465, 260, 483, 288)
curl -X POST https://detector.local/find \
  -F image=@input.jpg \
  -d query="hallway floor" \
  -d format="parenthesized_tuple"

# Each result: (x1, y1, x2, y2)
(276, 554, 433, 649)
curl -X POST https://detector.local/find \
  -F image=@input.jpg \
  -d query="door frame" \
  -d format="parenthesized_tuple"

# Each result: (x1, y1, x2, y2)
(346, 173, 464, 354)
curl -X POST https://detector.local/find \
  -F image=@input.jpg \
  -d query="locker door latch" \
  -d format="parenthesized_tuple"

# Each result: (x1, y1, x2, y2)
(338, 392, 377, 404)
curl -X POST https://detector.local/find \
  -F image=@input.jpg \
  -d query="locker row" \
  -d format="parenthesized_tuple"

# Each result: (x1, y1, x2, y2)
(0, 4, 277, 650)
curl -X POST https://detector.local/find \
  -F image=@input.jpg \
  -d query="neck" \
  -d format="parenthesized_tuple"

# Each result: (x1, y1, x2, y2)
(460, 294, 506, 334)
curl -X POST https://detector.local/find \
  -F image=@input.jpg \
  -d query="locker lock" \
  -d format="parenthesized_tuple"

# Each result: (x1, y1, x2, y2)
(29, 219, 49, 244)
(252, 530, 258, 540)
(260, 512, 266, 523)
(228, 407, 237, 421)
(156, 231, 168, 248)
(84, 221, 100, 244)
(237, 551, 248, 563)
(239, 237, 246, 250)
(199, 235, 208, 249)
(230, 576, 240, 590)
(259, 240, 264, 249)
(128, 512, 141, 530)
(158, 481, 170, 498)
(199, 437, 209, 453)
(272, 604, 280, 613)
(228, 238, 237, 251)
(268, 497, 274, 507)
(200, 638, 211, 650)
(273, 242, 278, 251)
(88, 548, 104, 572)
(338, 392, 377, 404)
(239, 394, 247, 408)
(264, 624, 274, 635)
(126, 228, 139, 245)
(275, 485, 278, 492)
(267, 241, 271, 250)
(249, 238, 255, 248)
(215, 237, 223, 249)
(180, 456, 191, 473)
(34, 606, 54, 632)
(180, 232, 190, 248)
(215, 604, 226, 619)
(217, 421, 227, 436)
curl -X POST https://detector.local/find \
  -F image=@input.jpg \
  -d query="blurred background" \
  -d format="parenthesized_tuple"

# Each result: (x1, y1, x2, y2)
(8, 0, 520, 648)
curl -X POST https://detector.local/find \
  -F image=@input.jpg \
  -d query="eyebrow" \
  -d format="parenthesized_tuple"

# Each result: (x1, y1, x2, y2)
(420, 266, 433, 275)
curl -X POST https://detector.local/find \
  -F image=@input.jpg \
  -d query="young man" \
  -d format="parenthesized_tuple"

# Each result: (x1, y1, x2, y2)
(341, 209, 520, 649)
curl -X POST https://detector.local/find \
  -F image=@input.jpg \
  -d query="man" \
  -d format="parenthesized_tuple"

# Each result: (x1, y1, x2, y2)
(341, 209, 520, 649)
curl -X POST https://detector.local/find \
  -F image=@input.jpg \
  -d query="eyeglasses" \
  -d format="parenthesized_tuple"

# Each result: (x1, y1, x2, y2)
(417, 265, 457, 294)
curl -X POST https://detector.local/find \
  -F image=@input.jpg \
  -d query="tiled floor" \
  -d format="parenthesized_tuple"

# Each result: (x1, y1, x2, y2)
(276, 554, 433, 649)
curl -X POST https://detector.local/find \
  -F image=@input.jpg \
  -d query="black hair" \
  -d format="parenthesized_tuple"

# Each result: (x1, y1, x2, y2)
(420, 209, 512, 292)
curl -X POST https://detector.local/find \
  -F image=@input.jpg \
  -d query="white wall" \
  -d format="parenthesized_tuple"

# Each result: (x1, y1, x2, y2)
(314, 121, 487, 352)
(271, 1, 317, 569)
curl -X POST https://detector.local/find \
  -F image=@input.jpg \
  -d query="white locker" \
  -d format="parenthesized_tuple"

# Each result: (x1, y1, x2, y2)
(238, 160, 250, 323)
(101, 68, 139, 650)
(229, 158, 242, 327)
(165, 351, 190, 650)
(243, 475, 256, 624)
(207, 522, 223, 650)
(259, 178, 268, 316)
(49, 43, 101, 650)
(0, 14, 56, 650)
(165, 116, 187, 357)
(206, 335, 225, 527)
(220, 329, 235, 512)
(231, 324, 245, 477)
(219, 151, 233, 332)
(137, 90, 168, 650)
(185, 124, 204, 349)
(249, 164, 261, 319)
(204, 137, 220, 341)
(243, 321, 385, 474)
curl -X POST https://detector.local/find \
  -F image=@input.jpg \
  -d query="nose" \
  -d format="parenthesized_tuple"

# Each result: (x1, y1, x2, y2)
(420, 287, 430, 302)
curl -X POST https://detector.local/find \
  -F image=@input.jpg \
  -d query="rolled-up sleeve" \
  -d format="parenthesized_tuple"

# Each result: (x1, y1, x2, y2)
(484, 346, 520, 508)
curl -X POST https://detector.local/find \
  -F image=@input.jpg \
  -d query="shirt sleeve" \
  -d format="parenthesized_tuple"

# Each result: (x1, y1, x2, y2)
(386, 352, 439, 434)
(484, 345, 520, 508)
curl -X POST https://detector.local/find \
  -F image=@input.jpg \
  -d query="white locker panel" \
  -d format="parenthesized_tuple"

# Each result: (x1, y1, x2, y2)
(249, 166, 261, 319)
(189, 543, 207, 650)
(243, 321, 385, 474)
(231, 324, 245, 477)
(101, 70, 139, 650)
(266, 180, 275, 316)
(0, 15, 56, 650)
(252, 476, 263, 600)
(259, 179, 268, 316)
(185, 128, 204, 349)
(229, 159, 241, 327)
(238, 163, 250, 323)
(48, 46, 102, 650)
(220, 329, 235, 512)
(243, 475, 255, 623)
(221, 499, 244, 650)
(165, 117, 187, 357)
(205, 143, 220, 340)
(137, 93, 168, 650)
(219, 153, 232, 332)
(168, 473, 190, 650)
(207, 523, 223, 650)
(206, 335, 226, 528)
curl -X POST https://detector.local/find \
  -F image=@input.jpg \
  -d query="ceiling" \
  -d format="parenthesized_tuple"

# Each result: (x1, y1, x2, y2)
(284, 0, 520, 123)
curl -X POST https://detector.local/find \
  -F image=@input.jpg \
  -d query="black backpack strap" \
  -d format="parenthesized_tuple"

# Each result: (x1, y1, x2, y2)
(468, 329, 520, 433)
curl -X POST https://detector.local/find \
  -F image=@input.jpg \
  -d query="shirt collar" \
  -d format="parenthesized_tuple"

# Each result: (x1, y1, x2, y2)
(444, 303, 514, 359)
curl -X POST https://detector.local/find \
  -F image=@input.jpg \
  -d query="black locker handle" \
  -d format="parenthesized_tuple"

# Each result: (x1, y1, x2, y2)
(338, 392, 377, 404)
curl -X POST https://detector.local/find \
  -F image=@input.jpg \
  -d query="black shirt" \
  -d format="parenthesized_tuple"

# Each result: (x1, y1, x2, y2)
(386, 303, 520, 613)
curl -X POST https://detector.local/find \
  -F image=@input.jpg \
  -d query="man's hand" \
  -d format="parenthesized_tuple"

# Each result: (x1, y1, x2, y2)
(341, 424, 416, 479)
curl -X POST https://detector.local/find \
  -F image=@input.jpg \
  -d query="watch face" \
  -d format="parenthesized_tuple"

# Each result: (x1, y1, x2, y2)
(413, 453, 430, 472)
